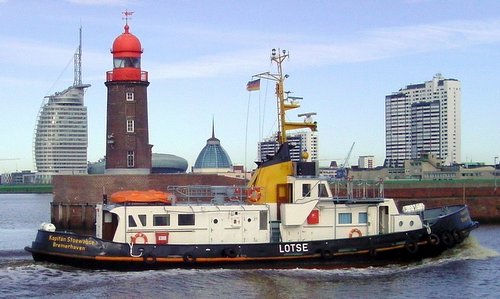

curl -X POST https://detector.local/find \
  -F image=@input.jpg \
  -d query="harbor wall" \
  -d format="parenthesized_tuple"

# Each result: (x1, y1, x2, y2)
(51, 176, 500, 231)
(51, 174, 245, 231)
(384, 180, 500, 224)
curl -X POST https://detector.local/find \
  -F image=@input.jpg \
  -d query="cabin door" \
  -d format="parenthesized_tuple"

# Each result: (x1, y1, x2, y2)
(209, 216, 224, 243)
(276, 184, 291, 220)
(379, 206, 389, 234)
(367, 206, 378, 235)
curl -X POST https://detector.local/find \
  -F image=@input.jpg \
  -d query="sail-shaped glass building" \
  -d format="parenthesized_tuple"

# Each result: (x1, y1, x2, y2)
(33, 28, 90, 183)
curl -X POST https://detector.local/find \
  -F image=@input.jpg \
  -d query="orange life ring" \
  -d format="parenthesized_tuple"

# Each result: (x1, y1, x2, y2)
(349, 228, 362, 238)
(131, 232, 148, 244)
(247, 187, 261, 202)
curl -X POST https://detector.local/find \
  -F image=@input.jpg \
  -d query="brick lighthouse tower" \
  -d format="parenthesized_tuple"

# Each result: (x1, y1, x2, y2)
(105, 12, 152, 174)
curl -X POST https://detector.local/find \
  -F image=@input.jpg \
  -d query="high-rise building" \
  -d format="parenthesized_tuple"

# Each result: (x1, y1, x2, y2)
(385, 74, 461, 168)
(358, 156, 375, 169)
(104, 17, 152, 174)
(33, 28, 90, 183)
(258, 131, 318, 163)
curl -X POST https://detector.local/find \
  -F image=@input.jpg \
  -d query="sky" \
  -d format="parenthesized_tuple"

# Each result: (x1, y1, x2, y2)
(1, 0, 500, 173)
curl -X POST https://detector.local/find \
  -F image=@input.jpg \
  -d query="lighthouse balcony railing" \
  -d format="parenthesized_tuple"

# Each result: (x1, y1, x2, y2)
(106, 70, 148, 82)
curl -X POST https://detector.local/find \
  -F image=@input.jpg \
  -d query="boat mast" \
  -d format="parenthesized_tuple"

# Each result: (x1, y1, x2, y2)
(253, 48, 317, 145)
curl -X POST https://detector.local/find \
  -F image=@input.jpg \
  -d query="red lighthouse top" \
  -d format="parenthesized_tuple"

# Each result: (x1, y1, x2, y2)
(106, 12, 148, 82)
(112, 24, 142, 58)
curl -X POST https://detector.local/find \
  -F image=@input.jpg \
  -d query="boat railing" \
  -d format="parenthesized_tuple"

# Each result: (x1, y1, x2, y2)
(166, 185, 251, 205)
(330, 179, 386, 201)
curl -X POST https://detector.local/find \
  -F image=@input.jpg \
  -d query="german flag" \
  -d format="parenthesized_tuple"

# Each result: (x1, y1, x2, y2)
(246, 79, 260, 91)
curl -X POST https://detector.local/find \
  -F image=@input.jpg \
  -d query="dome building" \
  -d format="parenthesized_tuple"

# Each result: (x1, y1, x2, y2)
(192, 121, 233, 173)
(88, 153, 188, 174)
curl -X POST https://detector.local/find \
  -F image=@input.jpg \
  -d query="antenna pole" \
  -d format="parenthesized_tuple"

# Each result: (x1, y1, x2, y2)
(73, 26, 82, 87)
(252, 48, 317, 145)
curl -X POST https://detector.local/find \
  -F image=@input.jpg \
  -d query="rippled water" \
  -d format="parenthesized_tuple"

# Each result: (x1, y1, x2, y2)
(0, 194, 499, 299)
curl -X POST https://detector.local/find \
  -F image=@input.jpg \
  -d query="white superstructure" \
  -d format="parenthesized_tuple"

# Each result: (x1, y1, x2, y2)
(385, 74, 461, 168)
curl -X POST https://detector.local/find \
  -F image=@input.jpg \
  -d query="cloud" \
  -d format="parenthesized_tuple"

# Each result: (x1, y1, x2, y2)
(4, 18, 500, 82)
(65, 0, 135, 5)
(144, 19, 500, 80)
(289, 19, 500, 66)
(0, 37, 74, 68)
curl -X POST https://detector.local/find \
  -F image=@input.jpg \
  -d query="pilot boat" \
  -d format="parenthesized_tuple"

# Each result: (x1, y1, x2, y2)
(25, 49, 478, 270)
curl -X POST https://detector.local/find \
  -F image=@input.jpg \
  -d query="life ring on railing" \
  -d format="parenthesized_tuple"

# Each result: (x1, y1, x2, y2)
(349, 228, 362, 238)
(131, 232, 148, 244)
(232, 187, 242, 199)
(247, 187, 261, 202)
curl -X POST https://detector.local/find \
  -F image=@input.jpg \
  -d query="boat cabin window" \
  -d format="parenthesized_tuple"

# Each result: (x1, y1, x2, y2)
(302, 184, 311, 197)
(338, 213, 352, 224)
(128, 215, 137, 227)
(128, 214, 147, 227)
(178, 214, 195, 226)
(318, 183, 329, 197)
(138, 215, 146, 226)
(359, 212, 368, 224)
(259, 210, 268, 230)
(153, 214, 170, 226)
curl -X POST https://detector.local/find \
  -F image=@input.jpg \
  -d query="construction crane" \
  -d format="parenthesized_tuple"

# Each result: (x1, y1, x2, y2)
(335, 142, 355, 179)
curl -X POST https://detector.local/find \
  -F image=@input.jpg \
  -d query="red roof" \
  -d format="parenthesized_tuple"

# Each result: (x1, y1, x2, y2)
(111, 24, 142, 58)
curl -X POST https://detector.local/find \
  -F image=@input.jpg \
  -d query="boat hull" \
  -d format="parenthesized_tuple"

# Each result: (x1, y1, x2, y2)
(25, 205, 478, 270)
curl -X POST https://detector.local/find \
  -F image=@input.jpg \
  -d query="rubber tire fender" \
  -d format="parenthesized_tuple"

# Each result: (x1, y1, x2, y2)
(452, 230, 464, 244)
(223, 247, 238, 258)
(143, 253, 157, 265)
(183, 253, 196, 264)
(441, 231, 455, 248)
(428, 233, 440, 246)
(405, 240, 418, 254)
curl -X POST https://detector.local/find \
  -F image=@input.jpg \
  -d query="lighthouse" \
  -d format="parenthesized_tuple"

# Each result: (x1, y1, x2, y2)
(105, 13, 152, 174)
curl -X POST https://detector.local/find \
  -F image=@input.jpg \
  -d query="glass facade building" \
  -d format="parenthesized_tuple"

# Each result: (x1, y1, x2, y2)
(192, 123, 232, 173)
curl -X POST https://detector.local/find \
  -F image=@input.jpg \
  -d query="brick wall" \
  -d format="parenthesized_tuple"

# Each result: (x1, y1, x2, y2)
(51, 174, 245, 230)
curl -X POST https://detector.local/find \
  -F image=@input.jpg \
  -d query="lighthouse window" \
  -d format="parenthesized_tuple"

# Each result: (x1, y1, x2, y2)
(114, 57, 141, 68)
(127, 151, 135, 167)
(126, 92, 134, 101)
(127, 119, 135, 133)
